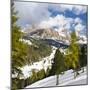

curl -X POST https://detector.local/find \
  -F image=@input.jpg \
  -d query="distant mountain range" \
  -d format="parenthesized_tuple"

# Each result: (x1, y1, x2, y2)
(23, 27, 87, 45)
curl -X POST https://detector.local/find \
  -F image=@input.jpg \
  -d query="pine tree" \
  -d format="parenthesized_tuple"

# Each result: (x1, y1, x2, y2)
(65, 31, 80, 78)
(37, 69, 46, 80)
(11, 1, 28, 73)
(11, 2, 28, 90)
(79, 45, 87, 72)
(51, 48, 65, 85)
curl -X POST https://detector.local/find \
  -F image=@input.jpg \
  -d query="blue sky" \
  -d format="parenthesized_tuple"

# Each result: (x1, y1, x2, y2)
(14, 1, 87, 35)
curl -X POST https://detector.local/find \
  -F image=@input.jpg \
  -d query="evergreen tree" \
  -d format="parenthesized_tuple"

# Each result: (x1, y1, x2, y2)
(12, 1, 28, 73)
(11, 2, 28, 90)
(51, 48, 65, 85)
(37, 69, 46, 80)
(65, 32, 80, 78)
(79, 45, 87, 72)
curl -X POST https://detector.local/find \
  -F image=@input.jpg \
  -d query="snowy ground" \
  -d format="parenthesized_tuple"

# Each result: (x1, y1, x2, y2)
(25, 67, 87, 89)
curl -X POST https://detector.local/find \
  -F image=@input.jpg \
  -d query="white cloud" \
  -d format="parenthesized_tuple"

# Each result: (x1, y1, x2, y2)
(14, 1, 51, 26)
(75, 23, 85, 32)
(38, 14, 74, 30)
(74, 23, 86, 36)
(74, 17, 82, 24)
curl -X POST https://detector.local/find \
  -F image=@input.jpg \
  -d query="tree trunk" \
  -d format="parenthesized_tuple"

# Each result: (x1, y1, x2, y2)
(74, 71, 76, 79)
(82, 67, 84, 73)
(21, 80, 25, 88)
(76, 71, 79, 76)
(74, 70, 79, 79)
(56, 75, 59, 85)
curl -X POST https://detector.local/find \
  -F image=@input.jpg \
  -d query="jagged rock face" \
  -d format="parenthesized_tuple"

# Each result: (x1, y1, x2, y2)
(24, 28, 87, 45)
(27, 28, 60, 39)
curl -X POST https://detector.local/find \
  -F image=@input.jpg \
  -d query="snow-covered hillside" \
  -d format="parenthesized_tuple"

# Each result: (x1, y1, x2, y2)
(25, 67, 87, 89)
(20, 46, 56, 79)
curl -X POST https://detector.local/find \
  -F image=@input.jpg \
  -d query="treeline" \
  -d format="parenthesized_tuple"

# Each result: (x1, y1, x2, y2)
(50, 45, 87, 75)
(12, 42, 87, 89)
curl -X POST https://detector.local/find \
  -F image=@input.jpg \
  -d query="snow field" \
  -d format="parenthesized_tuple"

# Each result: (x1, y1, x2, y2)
(25, 67, 87, 88)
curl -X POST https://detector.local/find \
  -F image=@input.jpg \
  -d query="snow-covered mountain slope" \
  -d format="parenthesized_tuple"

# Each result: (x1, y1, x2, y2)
(20, 46, 56, 79)
(27, 28, 60, 39)
(25, 67, 87, 89)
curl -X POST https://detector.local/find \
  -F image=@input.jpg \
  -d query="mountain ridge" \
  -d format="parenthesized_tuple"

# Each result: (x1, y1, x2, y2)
(23, 27, 87, 45)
